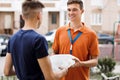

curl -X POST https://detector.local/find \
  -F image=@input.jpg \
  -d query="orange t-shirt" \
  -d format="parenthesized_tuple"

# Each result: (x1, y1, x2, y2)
(52, 22, 99, 80)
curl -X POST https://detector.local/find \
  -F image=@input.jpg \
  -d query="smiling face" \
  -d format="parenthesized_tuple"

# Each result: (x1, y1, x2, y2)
(67, 3, 84, 22)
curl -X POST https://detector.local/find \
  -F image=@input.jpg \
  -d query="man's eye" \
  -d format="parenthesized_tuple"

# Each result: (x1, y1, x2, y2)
(72, 9, 78, 11)
(67, 9, 71, 11)
(67, 8, 78, 12)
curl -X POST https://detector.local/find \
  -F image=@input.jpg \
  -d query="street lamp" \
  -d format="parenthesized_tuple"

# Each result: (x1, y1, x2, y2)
(112, 21, 120, 58)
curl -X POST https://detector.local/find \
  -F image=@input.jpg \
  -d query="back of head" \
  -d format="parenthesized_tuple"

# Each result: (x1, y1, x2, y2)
(67, 0, 83, 9)
(22, 0, 45, 19)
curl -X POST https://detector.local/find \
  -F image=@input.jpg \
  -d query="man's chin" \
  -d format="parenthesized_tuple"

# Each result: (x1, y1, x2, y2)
(70, 19, 75, 22)
(37, 26, 40, 29)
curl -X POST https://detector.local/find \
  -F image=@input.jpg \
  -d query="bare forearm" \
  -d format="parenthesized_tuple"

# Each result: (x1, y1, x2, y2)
(9, 69, 16, 76)
(54, 68, 67, 80)
(4, 68, 16, 76)
(80, 58, 98, 67)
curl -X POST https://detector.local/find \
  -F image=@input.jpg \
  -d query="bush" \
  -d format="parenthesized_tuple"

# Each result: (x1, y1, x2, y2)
(47, 41, 53, 48)
(97, 57, 116, 76)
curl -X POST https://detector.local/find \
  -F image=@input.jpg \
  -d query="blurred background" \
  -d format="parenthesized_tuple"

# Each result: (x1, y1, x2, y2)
(0, 0, 120, 80)
(0, 0, 120, 34)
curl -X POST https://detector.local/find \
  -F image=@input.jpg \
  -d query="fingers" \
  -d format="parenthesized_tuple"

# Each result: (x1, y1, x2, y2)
(58, 67, 68, 76)
(70, 62, 80, 68)
(70, 57, 81, 68)
(72, 57, 80, 63)
(58, 66, 64, 70)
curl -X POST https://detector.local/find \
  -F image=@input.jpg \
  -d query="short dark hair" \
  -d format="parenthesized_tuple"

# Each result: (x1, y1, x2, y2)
(67, 0, 83, 9)
(22, 0, 45, 19)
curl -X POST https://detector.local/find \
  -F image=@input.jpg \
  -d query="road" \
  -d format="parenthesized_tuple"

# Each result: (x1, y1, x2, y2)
(0, 57, 5, 76)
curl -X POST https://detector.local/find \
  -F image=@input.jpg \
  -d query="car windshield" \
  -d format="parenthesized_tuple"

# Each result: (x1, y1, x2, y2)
(45, 31, 53, 36)
(97, 33, 112, 37)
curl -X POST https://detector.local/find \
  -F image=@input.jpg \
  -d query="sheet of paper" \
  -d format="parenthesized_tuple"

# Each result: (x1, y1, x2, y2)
(49, 54, 75, 71)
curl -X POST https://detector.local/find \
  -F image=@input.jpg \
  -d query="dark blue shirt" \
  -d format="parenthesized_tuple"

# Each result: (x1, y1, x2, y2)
(7, 29, 49, 80)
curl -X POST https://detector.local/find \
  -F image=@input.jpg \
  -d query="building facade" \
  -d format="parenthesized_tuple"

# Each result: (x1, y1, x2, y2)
(84, 0, 120, 34)
(0, 0, 68, 34)
(0, 0, 120, 35)
(39, 0, 68, 34)
(0, 0, 21, 34)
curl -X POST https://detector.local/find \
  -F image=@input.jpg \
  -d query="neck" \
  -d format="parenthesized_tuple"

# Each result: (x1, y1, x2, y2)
(70, 21, 82, 30)
(23, 20, 37, 30)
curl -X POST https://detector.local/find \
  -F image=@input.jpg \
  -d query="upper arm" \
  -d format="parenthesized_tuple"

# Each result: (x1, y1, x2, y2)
(4, 53, 13, 76)
(89, 32, 99, 57)
(37, 56, 54, 80)
(91, 55, 98, 59)
(52, 30, 59, 54)
(90, 55, 99, 66)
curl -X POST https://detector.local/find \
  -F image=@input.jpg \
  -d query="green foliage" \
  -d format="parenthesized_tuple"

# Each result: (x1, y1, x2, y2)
(97, 57, 116, 74)
(105, 72, 116, 77)
(47, 41, 53, 48)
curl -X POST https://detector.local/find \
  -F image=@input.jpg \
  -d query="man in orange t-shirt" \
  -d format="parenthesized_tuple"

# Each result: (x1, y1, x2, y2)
(52, 0, 99, 80)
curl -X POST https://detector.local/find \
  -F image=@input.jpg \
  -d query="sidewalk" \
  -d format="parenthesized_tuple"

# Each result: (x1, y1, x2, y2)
(113, 62, 120, 74)
(0, 57, 5, 76)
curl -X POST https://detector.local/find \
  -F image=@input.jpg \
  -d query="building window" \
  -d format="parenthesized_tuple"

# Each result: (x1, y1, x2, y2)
(4, 15, 12, 34)
(51, 13, 57, 24)
(4, 15, 11, 29)
(91, 13, 102, 25)
(117, 0, 120, 5)
(91, 0, 103, 7)
(64, 11, 68, 25)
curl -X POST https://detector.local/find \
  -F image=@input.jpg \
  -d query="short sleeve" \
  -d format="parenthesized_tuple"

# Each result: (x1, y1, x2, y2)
(34, 36, 49, 59)
(89, 32, 100, 56)
(52, 30, 59, 54)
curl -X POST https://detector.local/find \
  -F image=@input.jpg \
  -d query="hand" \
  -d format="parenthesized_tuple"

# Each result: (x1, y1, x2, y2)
(58, 67, 68, 76)
(70, 57, 81, 68)
(54, 66, 68, 79)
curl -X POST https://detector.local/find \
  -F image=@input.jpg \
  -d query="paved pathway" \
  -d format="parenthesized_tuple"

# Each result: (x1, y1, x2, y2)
(113, 64, 120, 73)
(0, 57, 5, 76)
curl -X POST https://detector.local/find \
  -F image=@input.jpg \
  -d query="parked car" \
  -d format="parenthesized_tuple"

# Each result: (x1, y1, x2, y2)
(0, 34, 11, 56)
(97, 33, 114, 44)
(44, 29, 56, 43)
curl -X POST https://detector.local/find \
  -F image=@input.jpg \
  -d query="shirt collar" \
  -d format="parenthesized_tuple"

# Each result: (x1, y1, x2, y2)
(66, 22, 88, 33)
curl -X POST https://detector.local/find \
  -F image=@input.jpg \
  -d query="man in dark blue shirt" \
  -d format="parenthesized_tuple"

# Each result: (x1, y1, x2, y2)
(4, 0, 68, 80)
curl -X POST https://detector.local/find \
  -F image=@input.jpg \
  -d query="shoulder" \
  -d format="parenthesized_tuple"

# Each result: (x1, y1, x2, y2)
(9, 30, 21, 41)
(83, 26, 97, 37)
(25, 30, 46, 41)
(86, 28, 98, 41)
(58, 25, 67, 31)
(56, 25, 67, 33)
(31, 32, 46, 43)
(88, 28, 97, 36)
(35, 34, 46, 41)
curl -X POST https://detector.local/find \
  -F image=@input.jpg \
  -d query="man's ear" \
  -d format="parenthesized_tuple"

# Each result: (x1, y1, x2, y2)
(37, 13, 41, 20)
(22, 15, 25, 20)
(81, 9, 84, 13)
(37, 15, 40, 20)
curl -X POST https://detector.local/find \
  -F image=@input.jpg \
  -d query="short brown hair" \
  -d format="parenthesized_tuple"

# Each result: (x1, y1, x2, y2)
(22, 0, 45, 19)
(67, 0, 83, 9)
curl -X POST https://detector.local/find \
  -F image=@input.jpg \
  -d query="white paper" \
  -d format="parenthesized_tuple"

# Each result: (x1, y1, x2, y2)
(49, 54, 75, 71)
